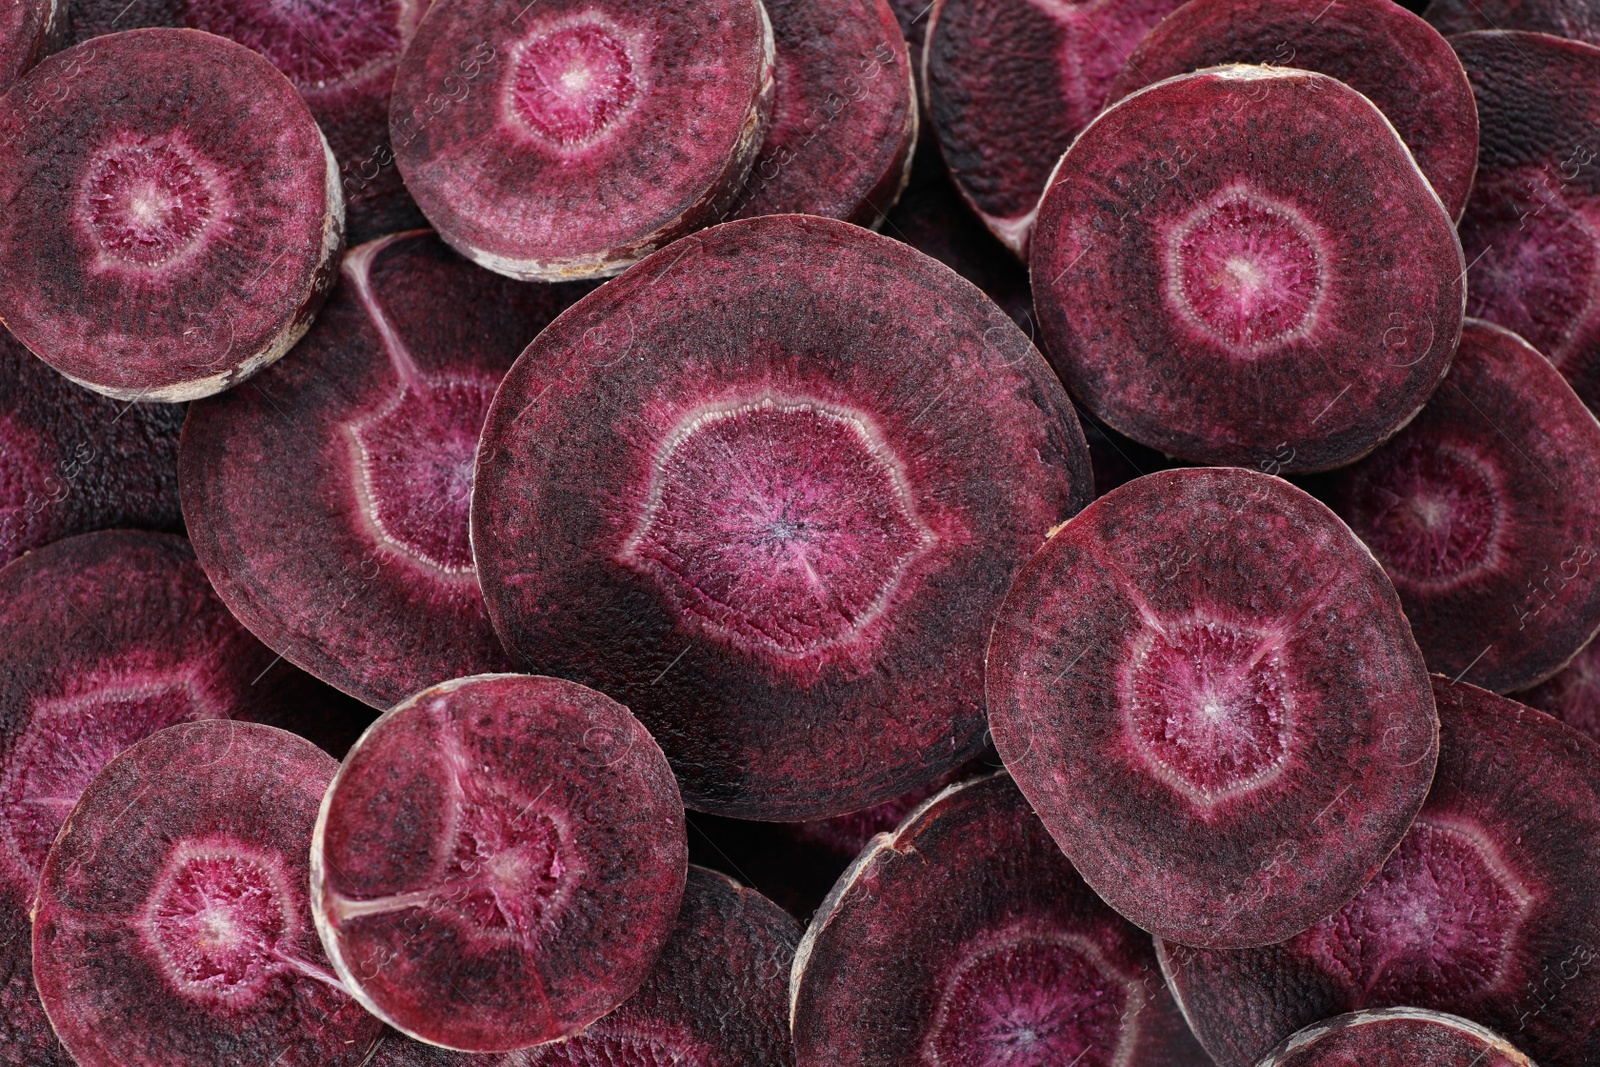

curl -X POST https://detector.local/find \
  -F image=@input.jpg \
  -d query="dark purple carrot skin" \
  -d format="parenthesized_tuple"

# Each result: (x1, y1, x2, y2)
(728, 0, 915, 227)
(0, 28, 343, 401)
(471, 214, 1091, 821)
(1161, 678, 1600, 1067)
(0, 327, 184, 569)
(390, 0, 775, 281)
(311, 674, 688, 1053)
(1328, 319, 1600, 694)
(1104, 0, 1478, 220)
(1258, 1008, 1533, 1067)
(65, 0, 426, 243)
(0, 531, 368, 1067)
(1451, 31, 1600, 415)
(32, 721, 383, 1067)
(988, 467, 1439, 950)
(365, 866, 800, 1067)
(922, 0, 1188, 254)
(791, 773, 1213, 1067)
(1031, 65, 1465, 472)
(181, 232, 584, 710)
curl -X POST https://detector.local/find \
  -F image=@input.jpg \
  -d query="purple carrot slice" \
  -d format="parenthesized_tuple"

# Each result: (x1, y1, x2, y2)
(791, 773, 1212, 1067)
(32, 721, 382, 1067)
(0, 327, 183, 568)
(1031, 64, 1465, 472)
(1452, 31, 1600, 413)
(1104, 0, 1478, 220)
(1328, 319, 1600, 693)
(391, 0, 775, 281)
(922, 0, 1187, 254)
(66, 0, 425, 242)
(471, 213, 1092, 821)
(1259, 1008, 1534, 1067)
(1163, 678, 1600, 1067)
(311, 674, 687, 1052)
(0, 29, 342, 401)
(0, 531, 361, 1067)
(364, 865, 799, 1067)
(181, 231, 584, 710)
(729, 0, 915, 226)
(987, 466, 1439, 949)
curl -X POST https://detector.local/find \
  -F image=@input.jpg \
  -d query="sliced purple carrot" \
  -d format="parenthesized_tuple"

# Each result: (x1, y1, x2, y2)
(471, 214, 1092, 820)
(311, 674, 687, 1052)
(987, 467, 1439, 949)
(181, 231, 583, 709)
(791, 773, 1212, 1067)
(0, 28, 343, 401)
(1162, 678, 1600, 1067)
(1452, 30, 1600, 413)
(0, 531, 363, 1067)
(365, 866, 799, 1067)
(729, 0, 915, 226)
(1259, 1008, 1533, 1067)
(1031, 65, 1465, 471)
(922, 0, 1187, 254)
(32, 721, 382, 1067)
(1104, 0, 1478, 220)
(66, 0, 426, 242)
(1328, 319, 1600, 693)
(391, 0, 775, 281)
